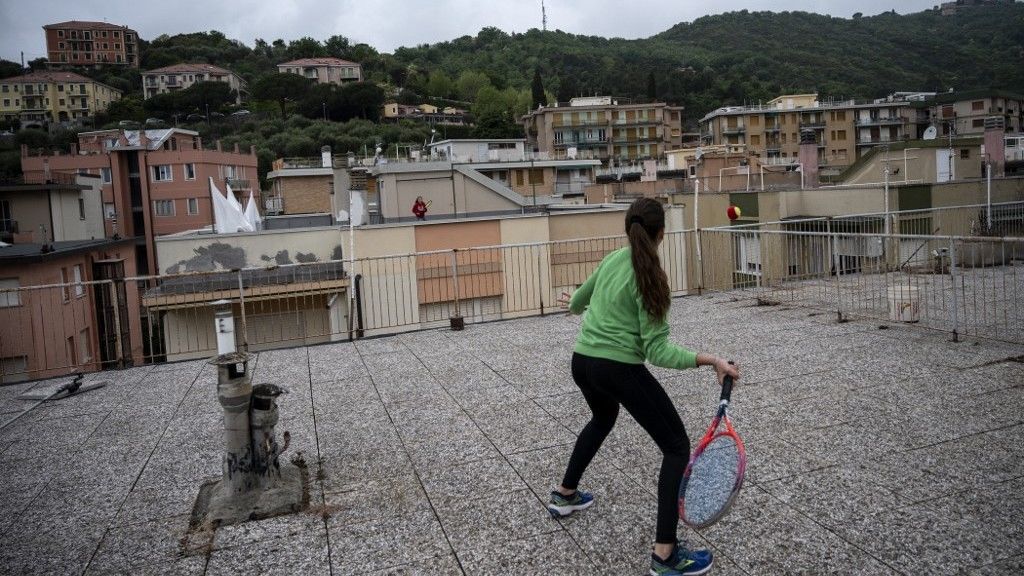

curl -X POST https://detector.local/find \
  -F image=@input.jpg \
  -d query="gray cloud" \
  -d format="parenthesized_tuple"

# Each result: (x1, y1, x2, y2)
(1, 0, 939, 64)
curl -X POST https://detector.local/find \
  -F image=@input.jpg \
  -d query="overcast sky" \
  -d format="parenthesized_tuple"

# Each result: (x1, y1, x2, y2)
(1, 0, 941, 64)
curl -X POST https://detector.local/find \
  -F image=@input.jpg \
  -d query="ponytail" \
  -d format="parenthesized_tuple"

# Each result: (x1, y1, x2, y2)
(625, 198, 670, 322)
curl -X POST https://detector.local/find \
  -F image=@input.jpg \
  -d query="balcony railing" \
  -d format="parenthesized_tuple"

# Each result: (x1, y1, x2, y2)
(226, 178, 251, 189)
(612, 118, 661, 127)
(554, 181, 589, 196)
(799, 121, 826, 129)
(855, 117, 905, 126)
(552, 119, 608, 128)
(722, 125, 746, 134)
(554, 138, 608, 148)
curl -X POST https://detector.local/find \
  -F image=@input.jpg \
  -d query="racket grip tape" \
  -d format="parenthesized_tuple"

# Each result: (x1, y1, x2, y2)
(720, 361, 736, 402)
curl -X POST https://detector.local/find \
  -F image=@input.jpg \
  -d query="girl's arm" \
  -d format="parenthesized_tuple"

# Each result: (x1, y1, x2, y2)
(639, 311, 698, 369)
(567, 261, 601, 315)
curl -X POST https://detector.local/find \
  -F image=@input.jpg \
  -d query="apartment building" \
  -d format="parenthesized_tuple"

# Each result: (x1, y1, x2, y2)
(142, 64, 248, 103)
(522, 96, 685, 164)
(43, 20, 140, 67)
(0, 71, 121, 128)
(21, 128, 258, 275)
(382, 103, 470, 125)
(925, 90, 1024, 136)
(276, 58, 362, 85)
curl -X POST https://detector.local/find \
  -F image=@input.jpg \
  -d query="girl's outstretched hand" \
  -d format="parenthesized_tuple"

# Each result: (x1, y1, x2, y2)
(557, 291, 572, 309)
(713, 358, 740, 385)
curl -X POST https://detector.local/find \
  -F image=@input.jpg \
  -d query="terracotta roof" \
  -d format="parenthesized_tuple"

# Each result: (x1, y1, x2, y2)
(43, 20, 135, 31)
(1, 71, 101, 85)
(144, 63, 235, 76)
(277, 57, 361, 67)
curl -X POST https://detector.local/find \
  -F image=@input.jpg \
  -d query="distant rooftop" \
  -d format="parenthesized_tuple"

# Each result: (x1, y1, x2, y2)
(77, 128, 199, 151)
(0, 70, 111, 87)
(43, 20, 134, 30)
(144, 63, 236, 75)
(0, 238, 133, 261)
(278, 57, 361, 67)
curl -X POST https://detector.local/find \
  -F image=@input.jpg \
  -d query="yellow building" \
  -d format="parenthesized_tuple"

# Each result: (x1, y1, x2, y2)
(700, 92, 935, 171)
(0, 71, 121, 128)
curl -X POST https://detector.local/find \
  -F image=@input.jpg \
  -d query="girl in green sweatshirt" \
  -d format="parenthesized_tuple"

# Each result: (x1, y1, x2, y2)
(547, 197, 739, 576)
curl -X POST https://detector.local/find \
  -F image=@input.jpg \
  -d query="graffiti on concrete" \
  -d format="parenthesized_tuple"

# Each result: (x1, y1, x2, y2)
(331, 245, 344, 260)
(295, 252, 318, 263)
(165, 243, 247, 274)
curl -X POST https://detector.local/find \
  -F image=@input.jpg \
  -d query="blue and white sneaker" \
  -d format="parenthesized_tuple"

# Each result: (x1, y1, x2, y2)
(546, 490, 594, 518)
(650, 545, 714, 576)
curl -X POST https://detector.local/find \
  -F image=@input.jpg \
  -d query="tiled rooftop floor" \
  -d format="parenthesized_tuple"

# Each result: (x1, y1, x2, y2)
(1, 292, 1022, 575)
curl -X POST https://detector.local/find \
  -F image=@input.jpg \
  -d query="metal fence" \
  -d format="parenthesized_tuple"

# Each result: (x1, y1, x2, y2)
(2, 203, 1021, 382)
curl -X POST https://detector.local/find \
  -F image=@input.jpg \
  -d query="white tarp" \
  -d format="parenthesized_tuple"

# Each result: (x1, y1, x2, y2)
(209, 177, 253, 233)
(244, 190, 263, 231)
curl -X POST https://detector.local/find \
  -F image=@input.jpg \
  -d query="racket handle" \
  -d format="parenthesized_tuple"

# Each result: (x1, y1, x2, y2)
(720, 361, 735, 402)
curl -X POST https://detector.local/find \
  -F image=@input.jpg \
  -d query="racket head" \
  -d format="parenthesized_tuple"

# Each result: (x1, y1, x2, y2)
(679, 417, 746, 529)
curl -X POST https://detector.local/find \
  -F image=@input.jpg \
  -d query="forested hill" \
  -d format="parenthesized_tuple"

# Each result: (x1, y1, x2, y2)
(392, 3, 1024, 119)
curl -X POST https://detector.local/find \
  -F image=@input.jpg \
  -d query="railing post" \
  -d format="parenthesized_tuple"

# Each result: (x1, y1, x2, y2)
(538, 245, 546, 316)
(829, 219, 844, 323)
(948, 236, 959, 342)
(108, 280, 124, 367)
(449, 249, 464, 330)
(236, 269, 249, 352)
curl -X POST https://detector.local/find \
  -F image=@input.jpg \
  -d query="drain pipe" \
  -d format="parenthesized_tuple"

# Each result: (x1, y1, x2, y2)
(211, 300, 254, 497)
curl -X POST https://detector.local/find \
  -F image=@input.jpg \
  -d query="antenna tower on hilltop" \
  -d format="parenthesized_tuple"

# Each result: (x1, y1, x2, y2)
(542, 1, 548, 31)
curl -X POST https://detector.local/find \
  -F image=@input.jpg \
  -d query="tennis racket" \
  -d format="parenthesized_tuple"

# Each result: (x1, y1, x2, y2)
(678, 365, 745, 529)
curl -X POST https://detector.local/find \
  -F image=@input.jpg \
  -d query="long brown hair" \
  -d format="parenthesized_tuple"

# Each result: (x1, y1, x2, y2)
(625, 198, 670, 321)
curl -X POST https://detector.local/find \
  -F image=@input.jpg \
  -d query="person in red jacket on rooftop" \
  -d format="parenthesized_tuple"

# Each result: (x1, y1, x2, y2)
(412, 196, 430, 220)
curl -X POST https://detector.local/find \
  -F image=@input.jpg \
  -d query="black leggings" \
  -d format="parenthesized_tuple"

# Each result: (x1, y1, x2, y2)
(561, 352, 691, 544)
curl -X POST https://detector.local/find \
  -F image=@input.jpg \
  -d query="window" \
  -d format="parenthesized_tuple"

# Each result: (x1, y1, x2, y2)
(960, 149, 970, 159)
(58, 84, 64, 92)
(1, 85, 6, 93)
(103, 203, 116, 220)
(837, 130, 847, 141)
(61, 268, 70, 301)
(59, 99, 65, 106)
(187, 197, 199, 215)
(114, 31, 120, 38)
(100, 167, 111, 183)
(114, 43, 120, 50)
(0, 278, 20, 308)
(223, 165, 236, 178)
(972, 119, 985, 128)
(2, 100, 8, 107)
(515, 170, 525, 186)
(66, 336, 76, 366)
(184, 163, 196, 180)
(152, 165, 173, 182)
(972, 100, 985, 111)
(153, 199, 175, 216)
(750, 135, 761, 145)
(78, 196, 86, 220)
(529, 168, 544, 185)
(58, 30, 64, 37)
(78, 328, 92, 363)
(73, 265, 84, 297)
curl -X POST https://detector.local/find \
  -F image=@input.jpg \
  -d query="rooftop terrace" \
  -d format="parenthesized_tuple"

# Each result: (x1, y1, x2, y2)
(1, 291, 1022, 574)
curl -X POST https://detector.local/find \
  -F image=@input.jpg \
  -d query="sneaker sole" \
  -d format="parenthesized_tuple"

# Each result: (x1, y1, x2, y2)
(647, 559, 714, 576)
(546, 499, 594, 517)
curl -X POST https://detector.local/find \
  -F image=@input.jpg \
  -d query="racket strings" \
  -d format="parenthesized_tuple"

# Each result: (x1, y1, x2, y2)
(682, 434, 742, 527)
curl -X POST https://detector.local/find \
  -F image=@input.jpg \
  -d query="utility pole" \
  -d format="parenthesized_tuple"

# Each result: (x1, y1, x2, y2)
(542, 1, 547, 31)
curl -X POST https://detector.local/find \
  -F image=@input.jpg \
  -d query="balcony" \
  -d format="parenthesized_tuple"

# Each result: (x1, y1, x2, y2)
(764, 125, 781, 133)
(554, 181, 589, 196)
(856, 138, 897, 147)
(799, 121, 826, 129)
(855, 117, 905, 126)
(612, 118, 661, 127)
(722, 125, 746, 135)
(553, 138, 608, 148)
(552, 118, 607, 128)
(226, 177, 251, 190)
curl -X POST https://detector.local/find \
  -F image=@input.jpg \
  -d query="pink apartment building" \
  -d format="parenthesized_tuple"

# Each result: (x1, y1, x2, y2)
(21, 128, 258, 275)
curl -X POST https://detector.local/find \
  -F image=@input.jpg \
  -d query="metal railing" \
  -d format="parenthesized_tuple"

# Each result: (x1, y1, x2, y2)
(2, 204, 1021, 382)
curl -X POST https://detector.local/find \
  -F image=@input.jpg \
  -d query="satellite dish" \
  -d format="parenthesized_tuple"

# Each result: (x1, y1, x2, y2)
(923, 126, 938, 140)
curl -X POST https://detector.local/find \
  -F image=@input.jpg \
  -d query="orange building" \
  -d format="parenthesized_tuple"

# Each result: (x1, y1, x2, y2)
(21, 128, 258, 275)
(44, 20, 140, 68)
(0, 237, 141, 383)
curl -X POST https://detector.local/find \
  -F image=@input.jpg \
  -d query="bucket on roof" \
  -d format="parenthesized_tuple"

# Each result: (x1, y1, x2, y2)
(887, 285, 920, 323)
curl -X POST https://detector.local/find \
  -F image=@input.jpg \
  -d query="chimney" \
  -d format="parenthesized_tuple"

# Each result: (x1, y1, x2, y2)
(216, 140, 223, 152)
(250, 145, 257, 156)
(139, 131, 150, 149)
(70, 143, 78, 155)
(983, 116, 1006, 177)
(197, 137, 204, 150)
(233, 142, 240, 154)
(43, 158, 51, 182)
(798, 129, 819, 189)
(321, 145, 332, 168)
(20, 144, 27, 158)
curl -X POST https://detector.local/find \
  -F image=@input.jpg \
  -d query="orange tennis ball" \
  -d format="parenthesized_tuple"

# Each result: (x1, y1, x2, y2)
(727, 205, 742, 220)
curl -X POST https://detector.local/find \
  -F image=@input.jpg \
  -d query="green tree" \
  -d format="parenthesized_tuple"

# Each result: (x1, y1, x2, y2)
(456, 70, 491, 101)
(0, 59, 22, 79)
(253, 73, 312, 118)
(286, 37, 326, 59)
(531, 68, 545, 110)
(426, 71, 454, 99)
(647, 72, 657, 100)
